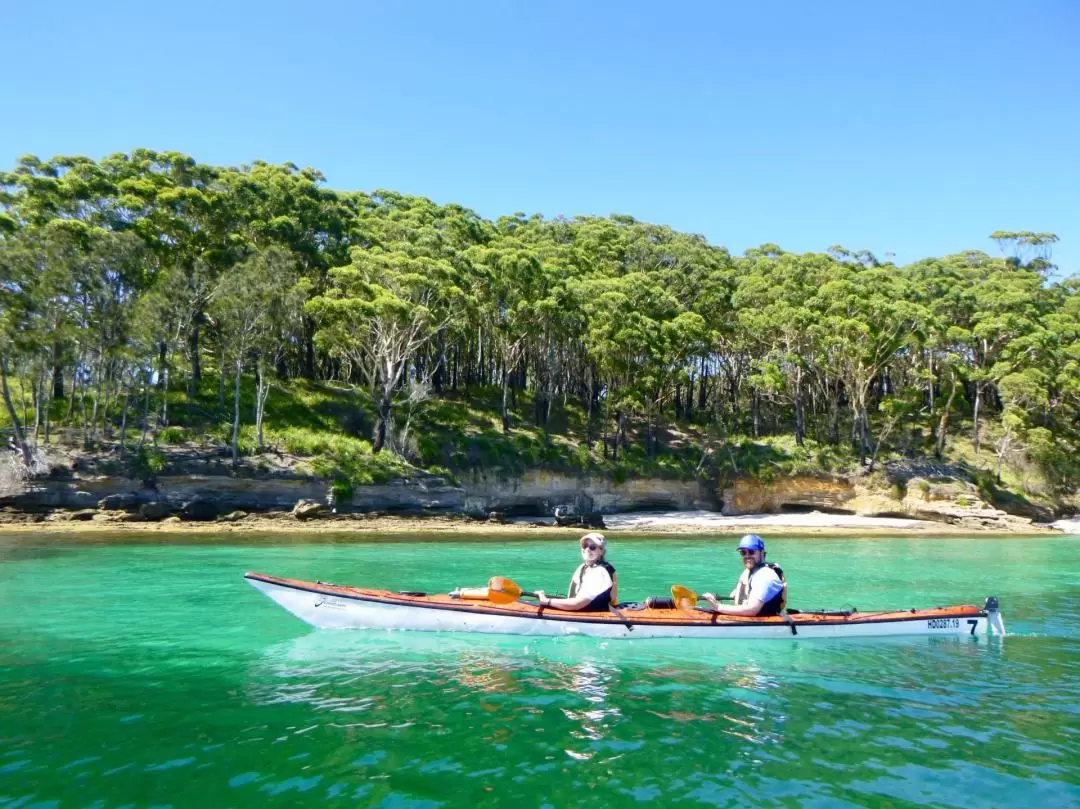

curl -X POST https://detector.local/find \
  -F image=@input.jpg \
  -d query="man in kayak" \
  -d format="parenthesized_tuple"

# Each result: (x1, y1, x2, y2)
(702, 534, 786, 616)
(534, 532, 619, 611)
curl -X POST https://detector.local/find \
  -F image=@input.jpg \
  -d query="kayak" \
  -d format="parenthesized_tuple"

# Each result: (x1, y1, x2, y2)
(244, 572, 1006, 640)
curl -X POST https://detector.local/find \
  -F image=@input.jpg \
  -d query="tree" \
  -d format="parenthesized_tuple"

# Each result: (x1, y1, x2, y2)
(812, 260, 922, 462)
(210, 248, 301, 463)
(307, 245, 457, 454)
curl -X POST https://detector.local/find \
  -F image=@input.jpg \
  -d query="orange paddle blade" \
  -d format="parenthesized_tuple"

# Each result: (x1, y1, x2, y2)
(671, 585, 698, 610)
(487, 576, 524, 605)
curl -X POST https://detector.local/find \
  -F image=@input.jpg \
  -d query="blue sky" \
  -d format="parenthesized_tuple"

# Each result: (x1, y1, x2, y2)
(3, 0, 1078, 274)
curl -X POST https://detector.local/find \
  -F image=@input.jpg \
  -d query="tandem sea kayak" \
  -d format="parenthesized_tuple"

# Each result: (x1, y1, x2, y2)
(244, 572, 1006, 640)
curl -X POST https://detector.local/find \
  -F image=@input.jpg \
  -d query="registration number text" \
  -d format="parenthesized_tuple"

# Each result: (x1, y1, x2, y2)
(927, 618, 960, 629)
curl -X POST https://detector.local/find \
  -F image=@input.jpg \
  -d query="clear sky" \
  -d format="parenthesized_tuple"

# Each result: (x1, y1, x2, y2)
(3, 0, 1078, 274)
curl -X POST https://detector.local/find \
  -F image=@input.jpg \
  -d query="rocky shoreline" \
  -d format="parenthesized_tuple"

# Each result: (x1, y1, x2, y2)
(0, 447, 1070, 537)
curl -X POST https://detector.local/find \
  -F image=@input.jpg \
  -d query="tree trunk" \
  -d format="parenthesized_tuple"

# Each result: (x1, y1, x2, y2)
(160, 366, 169, 429)
(42, 370, 52, 445)
(0, 355, 33, 466)
(433, 338, 445, 393)
(927, 352, 935, 417)
(794, 368, 805, 447)
(935, 374, 959, 458)
(66, 368, 78, 421)
(501, 368, 511, 433)
(972, 380, 982, 454)
(218, 343, 227, 410)
(139, 381, 151, 447)
(189, 318, 202, 389)
(79, 373, 90, 449)
(101, 371, 114, 440)
(616, 409, 627, 457)
(53, 363, 65, 400)
(697, 357, 708, 412)
(255, 358, 270, 451)
(119, 388, 130, 459)
(851, 385, 874, 463)
(230, 359, 242, 465)
(602, 386, 610, 459)
(372, 396, 392, 454)
(585, 371, 594, 448)
(90, 361, 103, 442)
(32, 372, 43, 440)
(826, 383, 840, 445)
(157, 342, 168, 391)
(302, 315, 316, 379)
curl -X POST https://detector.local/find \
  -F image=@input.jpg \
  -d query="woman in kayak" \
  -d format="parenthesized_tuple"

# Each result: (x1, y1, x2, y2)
(534, 532, 618, 611)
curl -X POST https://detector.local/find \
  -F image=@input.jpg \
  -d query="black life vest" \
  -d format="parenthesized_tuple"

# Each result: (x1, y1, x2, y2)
(568, 560, 617, 612)
(735, 562, 787, 617)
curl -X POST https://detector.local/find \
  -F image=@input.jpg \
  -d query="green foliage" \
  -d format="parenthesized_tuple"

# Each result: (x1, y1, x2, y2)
(1, 149, 1077, 503)
(271, 427, 371, 457)
(131, 445, 166, 479)
(310, 444, 414, 487)
(158, 426, 188, 444)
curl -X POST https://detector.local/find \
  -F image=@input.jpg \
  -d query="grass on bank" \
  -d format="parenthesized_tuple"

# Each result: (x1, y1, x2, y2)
(0, 371, 1068, 511)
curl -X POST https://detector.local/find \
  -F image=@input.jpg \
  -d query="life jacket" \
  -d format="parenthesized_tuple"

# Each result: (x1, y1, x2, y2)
(568, 560, 617, 612)
(734, 562, 787, 617)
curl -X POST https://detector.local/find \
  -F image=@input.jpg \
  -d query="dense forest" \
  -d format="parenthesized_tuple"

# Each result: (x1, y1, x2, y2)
(1, 150, 1077, 495)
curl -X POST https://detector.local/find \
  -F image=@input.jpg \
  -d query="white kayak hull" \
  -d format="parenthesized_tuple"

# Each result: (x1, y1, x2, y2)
(245, 573, 1004, 640)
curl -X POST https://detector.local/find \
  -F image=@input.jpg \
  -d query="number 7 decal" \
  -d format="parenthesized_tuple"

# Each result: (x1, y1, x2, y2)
(967, 619, 978, 635)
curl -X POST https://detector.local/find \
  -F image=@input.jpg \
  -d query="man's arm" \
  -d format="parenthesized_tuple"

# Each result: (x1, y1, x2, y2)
(710, 599, 764, 617)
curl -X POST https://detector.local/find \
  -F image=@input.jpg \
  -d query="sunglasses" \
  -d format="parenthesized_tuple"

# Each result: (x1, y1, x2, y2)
(738, 549, 759, 556)
(581, 543, 602, 551)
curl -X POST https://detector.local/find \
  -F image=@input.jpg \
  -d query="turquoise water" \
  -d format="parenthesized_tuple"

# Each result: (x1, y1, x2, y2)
(1, 533, 1078, 807)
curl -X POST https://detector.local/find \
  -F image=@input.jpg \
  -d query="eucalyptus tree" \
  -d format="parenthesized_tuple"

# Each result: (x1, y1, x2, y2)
(468, 238, 545, 431)
(812, 253, 923, 461)
(210, 247, 301, 463)
(307, 226, 462, 453)
(103, 150, 241, 397)
(0, 229, 38, 465)
(734, 251, 830, 446)
(221, 162, 354, 377)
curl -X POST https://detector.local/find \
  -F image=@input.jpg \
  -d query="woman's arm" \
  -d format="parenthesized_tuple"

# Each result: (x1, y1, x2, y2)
(533, 590, 593, 611)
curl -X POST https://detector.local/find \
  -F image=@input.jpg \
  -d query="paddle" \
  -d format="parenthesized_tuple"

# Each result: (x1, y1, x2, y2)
(672, 584, 798, 634)
(450, 577, 547, 604)
(486, 576, 539, 605)
(671, 585, 731, 611)
(491, 576, 633, 629)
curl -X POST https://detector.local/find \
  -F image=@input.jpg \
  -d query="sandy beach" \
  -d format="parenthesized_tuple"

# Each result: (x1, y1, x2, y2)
(0, 509, 1069, 537)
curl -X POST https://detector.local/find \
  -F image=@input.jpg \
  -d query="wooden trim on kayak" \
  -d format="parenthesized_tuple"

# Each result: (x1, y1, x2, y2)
(244, 572, 987, 628)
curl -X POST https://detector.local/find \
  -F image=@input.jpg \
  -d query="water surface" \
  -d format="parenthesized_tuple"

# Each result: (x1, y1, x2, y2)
(1, 533, 1077, 807)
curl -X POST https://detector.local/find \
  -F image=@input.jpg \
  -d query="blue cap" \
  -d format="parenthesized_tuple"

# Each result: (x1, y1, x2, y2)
(737, 534, 765, 552)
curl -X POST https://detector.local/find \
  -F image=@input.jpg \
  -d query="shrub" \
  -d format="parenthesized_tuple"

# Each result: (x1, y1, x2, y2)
(158, 426, 188, 444)
(132, 445, 167, 479)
